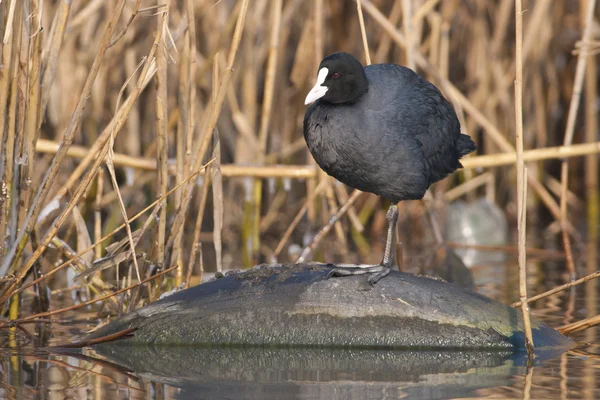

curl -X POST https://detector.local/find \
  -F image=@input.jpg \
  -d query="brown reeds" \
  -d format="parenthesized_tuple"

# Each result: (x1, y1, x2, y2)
(514, 0, 534, 356)
(0, 0, 596, 340)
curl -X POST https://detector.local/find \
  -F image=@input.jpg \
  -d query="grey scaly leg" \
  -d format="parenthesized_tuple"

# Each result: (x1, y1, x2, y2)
(327, 204, 398, 285)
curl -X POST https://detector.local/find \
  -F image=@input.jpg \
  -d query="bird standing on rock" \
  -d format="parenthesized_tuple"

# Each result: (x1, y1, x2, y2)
(303, 52, 476, 284)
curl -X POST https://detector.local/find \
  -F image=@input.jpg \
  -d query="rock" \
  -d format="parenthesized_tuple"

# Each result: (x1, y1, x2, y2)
(83, 263, 572, 350)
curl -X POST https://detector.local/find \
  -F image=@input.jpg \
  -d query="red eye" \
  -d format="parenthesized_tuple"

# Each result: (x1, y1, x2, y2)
(332, 72, 340, 79)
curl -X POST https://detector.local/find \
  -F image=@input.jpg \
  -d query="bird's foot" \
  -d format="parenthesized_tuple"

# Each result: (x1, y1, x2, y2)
(327, 263, 391, 286)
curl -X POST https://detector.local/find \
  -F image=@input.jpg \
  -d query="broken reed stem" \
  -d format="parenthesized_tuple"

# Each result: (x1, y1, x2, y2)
(515, 0, 534, 355)
(558, 313, 600, 336)
(0, 0, 128, 299)
(559, 0, 596, 277)
(511, 266, 600, 308)
(297, 189, 363, 263)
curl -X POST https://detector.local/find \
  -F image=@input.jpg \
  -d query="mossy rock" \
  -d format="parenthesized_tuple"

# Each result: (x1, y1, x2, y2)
(85, 263, 573, 350)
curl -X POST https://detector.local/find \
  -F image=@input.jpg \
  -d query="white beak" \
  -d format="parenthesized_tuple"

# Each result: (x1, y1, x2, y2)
(304, 67, 329, 105)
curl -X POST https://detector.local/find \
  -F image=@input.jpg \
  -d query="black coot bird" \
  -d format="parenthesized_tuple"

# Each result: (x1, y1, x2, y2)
(303, 52, 476, 284)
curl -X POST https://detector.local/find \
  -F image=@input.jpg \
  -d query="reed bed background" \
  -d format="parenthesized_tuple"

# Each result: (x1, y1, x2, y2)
(0, 0, 598, 331)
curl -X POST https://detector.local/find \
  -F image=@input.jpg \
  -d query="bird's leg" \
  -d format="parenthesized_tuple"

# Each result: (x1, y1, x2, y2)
(326, 204, 398, 285)
(367, 203, 398, 284)
(382, 204, 399, 267)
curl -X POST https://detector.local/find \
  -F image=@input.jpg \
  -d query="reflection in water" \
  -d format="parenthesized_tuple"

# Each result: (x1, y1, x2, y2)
(90, 345, 532, 400)
(0, 262, 599, 399)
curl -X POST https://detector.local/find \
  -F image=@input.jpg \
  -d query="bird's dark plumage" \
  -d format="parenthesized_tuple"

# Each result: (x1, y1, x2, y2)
(304, 52, 476, 204)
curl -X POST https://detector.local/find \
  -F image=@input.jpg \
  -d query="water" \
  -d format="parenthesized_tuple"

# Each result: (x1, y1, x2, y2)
(0, 261, 598, 399)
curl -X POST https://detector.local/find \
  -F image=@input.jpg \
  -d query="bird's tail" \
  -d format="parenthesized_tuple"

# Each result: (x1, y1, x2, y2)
(457, 134, 476, 158)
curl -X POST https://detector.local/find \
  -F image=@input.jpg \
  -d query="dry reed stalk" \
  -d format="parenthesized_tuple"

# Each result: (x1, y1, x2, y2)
(273, 179, 328, 260)
(584, 0, 599, 345)
(1, 0, 22, 259)
(20, 0, 43, 233)
(523, 365, 534, 399)
(211, 60, 224, 273)
(334, 184, 364, 232)
(187, 168, 211, 284)
(10, 12, 174, 301)
(252, 0, 283, 266)
(558, 0, 596, 277)
(374, 0, 402, 63)
(0, 0, 128, 285)
(0, 1, 18, 174)
(297, 189, 364, 263)
(356, 0, 371, 65)
(324, 178, 349, 252)
(94, 169, 104, 259)
(515, 0, 534, 356)
(446, 242, 564, 259)
(35, 138, 600, 178)
(49, 16, 186, 204)
(49, 237, 118, 309)
(104, 74, 153, 284)
(303, 0, 324, 226)
(13, 161, 212, 299)
(558, 314, 600, 336)
(165, 0, 250, 259)
(444, 172, 493, 202)
(4, 265, 178, 327)
(401, 0, 414, 70)
(511, 264, 600, 308)
(108, 0, 142, 48)
(103, 10, 171, 284)
(154, 0, 171, 270)
(173, 12, 189, 286)
(412, 0, 439, 25)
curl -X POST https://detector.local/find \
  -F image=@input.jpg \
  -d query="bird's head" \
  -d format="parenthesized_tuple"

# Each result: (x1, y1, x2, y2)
(304, 52, 368, 105)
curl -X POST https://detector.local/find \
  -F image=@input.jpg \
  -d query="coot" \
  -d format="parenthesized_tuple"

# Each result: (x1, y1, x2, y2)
(303, 52, 476, 284)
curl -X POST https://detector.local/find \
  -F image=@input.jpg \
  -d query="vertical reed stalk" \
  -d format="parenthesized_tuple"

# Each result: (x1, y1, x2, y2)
(155, 0, 170, 268)
(0, 0, 127, 281)
(356, 0, 371, 65)
(253, 0, 283, 265)
(559, 0, 596, 278)
(306, 0, 324, 224)
(211, 58, 224, 272)
(95, 169, 104, 259)
(515, 0, 534, 357)
(19, 0, 43, 234)
(401, 0, 414, 70)
(165, 0, 250, 258)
